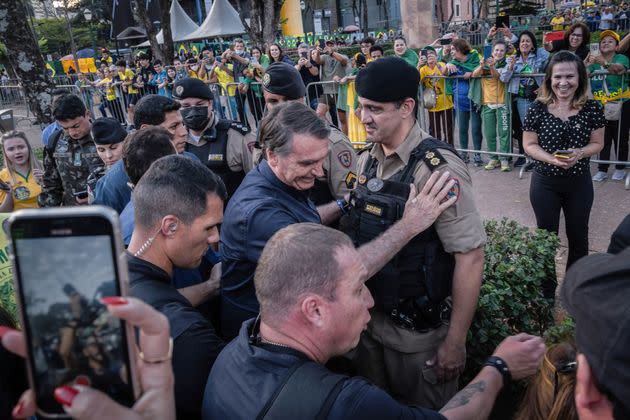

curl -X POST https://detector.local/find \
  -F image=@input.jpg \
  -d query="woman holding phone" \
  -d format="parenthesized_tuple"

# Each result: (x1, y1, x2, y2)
(523, 51, 605, 294)
(0, 131, 43, 211)
(543, 22, 590, 60)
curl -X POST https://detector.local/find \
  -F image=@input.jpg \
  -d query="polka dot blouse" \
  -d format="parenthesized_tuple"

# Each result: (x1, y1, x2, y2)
(523, 99, 606, 177)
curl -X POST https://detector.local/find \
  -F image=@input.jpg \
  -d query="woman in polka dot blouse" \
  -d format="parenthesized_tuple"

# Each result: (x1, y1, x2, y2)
(523, 51, 605, 298)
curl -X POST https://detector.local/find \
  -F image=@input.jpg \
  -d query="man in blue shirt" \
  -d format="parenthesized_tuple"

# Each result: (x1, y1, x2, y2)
(204, 223, 545, 419)
(93, 94, 195, 213)
(150, 60, 168, 97)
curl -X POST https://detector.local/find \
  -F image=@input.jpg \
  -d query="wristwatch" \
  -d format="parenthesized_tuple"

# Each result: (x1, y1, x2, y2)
(336, 198, 351, 215)
(484, 356, 512, 388)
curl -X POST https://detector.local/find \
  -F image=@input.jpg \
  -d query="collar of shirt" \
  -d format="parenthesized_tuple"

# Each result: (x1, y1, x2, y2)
(126, 252, 172, 285)
(258, 159, 311, 201)
(369, 122, 428, 169)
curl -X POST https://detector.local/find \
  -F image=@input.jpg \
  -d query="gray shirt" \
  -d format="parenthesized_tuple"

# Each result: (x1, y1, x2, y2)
(320, 53, 349, 94)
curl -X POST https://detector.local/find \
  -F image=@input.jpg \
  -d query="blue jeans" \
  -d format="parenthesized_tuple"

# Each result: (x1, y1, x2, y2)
(457, 107, 482, 151)
(515, 97, 533, 125)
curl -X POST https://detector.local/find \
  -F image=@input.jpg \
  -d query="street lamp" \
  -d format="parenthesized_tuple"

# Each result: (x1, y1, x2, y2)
(53, 0, 81, 76)
(83, 8, 97, 56)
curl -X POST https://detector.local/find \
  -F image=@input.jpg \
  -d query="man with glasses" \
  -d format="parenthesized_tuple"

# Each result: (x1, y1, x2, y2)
(38, 94, 101, 207)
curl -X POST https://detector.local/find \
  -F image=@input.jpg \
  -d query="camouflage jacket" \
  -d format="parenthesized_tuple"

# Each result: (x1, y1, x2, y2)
(38, 132, 102, 207)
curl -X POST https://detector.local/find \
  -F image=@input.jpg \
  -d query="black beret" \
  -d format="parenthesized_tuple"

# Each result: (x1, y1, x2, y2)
(262, 62, 305, 100)
(172, 77, 214, 100)
(356, 57, 420, 102)
(91, 118, 127, 145)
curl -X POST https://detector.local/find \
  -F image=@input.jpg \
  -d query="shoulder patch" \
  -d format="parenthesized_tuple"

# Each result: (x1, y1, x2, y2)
(421, 148, 448, 171)
(337, 150, 352, 168)
(229, 121, 250, 135)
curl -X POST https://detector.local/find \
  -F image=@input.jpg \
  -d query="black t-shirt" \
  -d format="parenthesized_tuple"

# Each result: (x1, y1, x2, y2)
(299, 59, 323, 98)
(523, 99, 606, 177)
(127, 254, 224, 420)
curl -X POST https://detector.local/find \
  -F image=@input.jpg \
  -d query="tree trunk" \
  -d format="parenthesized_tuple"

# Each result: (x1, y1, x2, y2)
(382, 0, 390, 29)
(362, 0, 368, 35)
(479, 0, 489, 19)
(131, 0, 165, 63)
(238, 0, 282, 49)
(0, 0, 55, 124)
(159, 0, 175, 64)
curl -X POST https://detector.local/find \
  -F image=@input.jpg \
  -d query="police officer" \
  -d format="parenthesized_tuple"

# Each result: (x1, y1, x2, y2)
(259, 62, 357, 205)
(345, 57, 487, 409)
(39, 94, 102, 207)
(173, 77, 256, 199)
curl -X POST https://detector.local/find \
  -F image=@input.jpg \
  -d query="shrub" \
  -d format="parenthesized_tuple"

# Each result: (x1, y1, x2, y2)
(463, 218, 560, 384)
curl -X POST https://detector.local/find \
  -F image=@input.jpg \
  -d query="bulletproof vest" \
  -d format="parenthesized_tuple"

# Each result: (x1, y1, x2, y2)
(190, 120, 246, 199)
(310, 179, 335, 206)
(341, 138, 457, 312)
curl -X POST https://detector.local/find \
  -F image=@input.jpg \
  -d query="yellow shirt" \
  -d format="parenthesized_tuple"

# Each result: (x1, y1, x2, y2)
(213, 64, 236, 96)
(99, 77, 117, 101)
(419, 64, 454, 112)
(189, 70, 207, 82)
(481, 77, 506, 105)
(118, 68, 138, 94)
(551, 16, 565, 31)
(0, 168, 41, 209)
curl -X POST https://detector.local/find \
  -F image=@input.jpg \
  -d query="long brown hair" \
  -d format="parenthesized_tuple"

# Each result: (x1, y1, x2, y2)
(564, 22, 590, 49)
(537, 51, 589, 110)
(0, 131, 42, 185)
(514, 342, 578, 420)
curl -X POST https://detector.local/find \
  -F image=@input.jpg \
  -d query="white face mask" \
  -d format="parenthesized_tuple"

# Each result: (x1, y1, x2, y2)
(191, 65, 199, 71)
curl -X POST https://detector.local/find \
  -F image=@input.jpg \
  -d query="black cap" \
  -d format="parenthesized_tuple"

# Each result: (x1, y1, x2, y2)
(91, 118, 127, 145)
(137, 52, 149, 60)
(262, 62, 305, 100)
(172, 77, 214, 100)
(561, 247, 630, 415)
(356, 56, 420, 102)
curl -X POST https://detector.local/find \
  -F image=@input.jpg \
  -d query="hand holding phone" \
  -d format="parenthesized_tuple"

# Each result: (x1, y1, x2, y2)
(553, 149, 574, 159)
(1, 297, 174, 419)
(0, 180, 11, 192)
(9, 207, 140, 416)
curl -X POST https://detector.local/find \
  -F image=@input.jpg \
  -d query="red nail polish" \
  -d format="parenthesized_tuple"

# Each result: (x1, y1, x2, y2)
(0, 326, 15, 337)
(99, 296, 128, 306)
(12, 400, 24, 419)
(54, 385, 79, 407)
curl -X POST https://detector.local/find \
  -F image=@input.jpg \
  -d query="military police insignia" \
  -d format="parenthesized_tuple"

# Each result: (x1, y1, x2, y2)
(337, 150, 352, 168)
(345, 172, 357, 189)
(422, 148, 446, 171)
(262, 73, 271, 87)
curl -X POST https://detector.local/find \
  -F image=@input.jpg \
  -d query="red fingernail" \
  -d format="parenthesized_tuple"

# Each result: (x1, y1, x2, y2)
(99, 296, 128, 306)
(12, 400, 24, 418)
(54, 385, 79, 407)
(0, 326, 15, 337)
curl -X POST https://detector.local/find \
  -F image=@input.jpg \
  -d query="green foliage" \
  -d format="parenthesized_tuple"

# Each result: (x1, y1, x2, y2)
(463, 218, 560, 383)
(544, 317, 576, 345)
(498, 0, 539, 16)
(33, 18, 110, 56)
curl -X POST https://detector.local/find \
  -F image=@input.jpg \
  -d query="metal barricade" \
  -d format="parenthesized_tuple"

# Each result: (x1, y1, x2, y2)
(419, 69, 630, 189)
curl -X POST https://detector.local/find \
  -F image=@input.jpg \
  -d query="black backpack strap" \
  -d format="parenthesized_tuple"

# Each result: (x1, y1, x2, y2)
(44, 128, 64, 160)
(257, 361, 347, 420)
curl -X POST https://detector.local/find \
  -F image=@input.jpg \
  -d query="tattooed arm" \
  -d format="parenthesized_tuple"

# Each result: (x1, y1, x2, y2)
(440, 368, 502, 420)
(440, 333, 546, 420)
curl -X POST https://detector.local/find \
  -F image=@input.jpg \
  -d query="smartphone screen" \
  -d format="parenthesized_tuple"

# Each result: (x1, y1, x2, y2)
(483, 45, 493, 60)
(590, 43, 600, 56)
(318, 39, 326, 49)
(439, 38, 452, 45)
(300, 51, 308, 59)
(496, 15, 510, 29)
(10, 209, 135, 416)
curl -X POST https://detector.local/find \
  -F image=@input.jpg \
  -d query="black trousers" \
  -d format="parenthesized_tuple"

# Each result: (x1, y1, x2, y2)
(530, 171, 593, 293)
(598, 100, 630, 171)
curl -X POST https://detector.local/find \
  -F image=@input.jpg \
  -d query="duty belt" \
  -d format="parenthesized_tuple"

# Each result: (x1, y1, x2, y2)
(389, 296, 452, 333)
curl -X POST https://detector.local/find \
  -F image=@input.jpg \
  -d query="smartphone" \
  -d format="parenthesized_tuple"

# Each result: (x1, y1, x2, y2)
(554, 149, 573, 159)
(483, 45, 493, 60)
(318, 39, 326, 49)
(0, 179, 11, 192)
(496, 14, 510, 29)
(9, 206, 139, 417)
(421, 49, 428, 58)
(250, 56, 258, 65)
(439, 38, 452, 45)
(590, 43, 600, 56)
(300, 51, 308, 59)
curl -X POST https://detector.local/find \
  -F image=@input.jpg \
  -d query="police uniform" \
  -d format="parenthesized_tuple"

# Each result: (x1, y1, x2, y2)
(345, 57, 486, 409)
(174, 78, 256, 199)
(185, 115, 256, 198)
(38, 131, 102, 207)
(258, 62, 357, 205)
